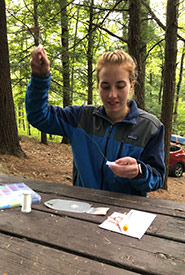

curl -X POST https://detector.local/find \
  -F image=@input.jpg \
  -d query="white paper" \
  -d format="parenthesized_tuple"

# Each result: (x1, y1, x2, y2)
(106, 161, 118, 167)
(99, 210, 156, 239)
(87, 207, 110, 215)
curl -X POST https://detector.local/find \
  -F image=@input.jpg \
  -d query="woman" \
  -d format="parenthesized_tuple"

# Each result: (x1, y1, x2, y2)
(25, 46, 165, 196)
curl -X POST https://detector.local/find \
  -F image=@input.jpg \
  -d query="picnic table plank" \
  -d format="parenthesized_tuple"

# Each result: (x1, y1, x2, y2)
(33, 192, 185, 243)
(1, 175, 185, 218)
(1, 174, 185, 241)
(0, 208, 184, 275)
(0, 234, 135, 275)
(1, 179, 185, 243)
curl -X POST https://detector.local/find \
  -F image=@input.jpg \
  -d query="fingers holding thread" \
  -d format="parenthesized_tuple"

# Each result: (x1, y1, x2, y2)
(30, 45, 50, 75)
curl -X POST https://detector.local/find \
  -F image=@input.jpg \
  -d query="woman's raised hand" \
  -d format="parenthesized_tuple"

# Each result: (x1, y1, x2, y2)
(30, 45, 50, 75)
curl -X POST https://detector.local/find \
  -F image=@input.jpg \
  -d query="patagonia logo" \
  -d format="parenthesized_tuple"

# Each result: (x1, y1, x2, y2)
(127, 135, 138, 140)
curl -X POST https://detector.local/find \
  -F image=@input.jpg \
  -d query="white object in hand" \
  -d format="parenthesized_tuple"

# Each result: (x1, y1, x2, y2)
(21, 190, 32, 213)
(106, 161, 118, 167)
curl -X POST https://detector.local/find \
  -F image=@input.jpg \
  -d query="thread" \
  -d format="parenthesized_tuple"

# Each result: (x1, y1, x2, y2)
(68, 108, 108, 162)
(21, 190, 32, 213)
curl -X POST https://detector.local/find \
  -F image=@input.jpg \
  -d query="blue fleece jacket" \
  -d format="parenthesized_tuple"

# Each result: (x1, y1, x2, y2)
(25, 74, 165, 196)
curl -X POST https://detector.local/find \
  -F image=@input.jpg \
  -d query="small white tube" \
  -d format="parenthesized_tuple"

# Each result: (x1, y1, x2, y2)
(21, 190, 32, 213)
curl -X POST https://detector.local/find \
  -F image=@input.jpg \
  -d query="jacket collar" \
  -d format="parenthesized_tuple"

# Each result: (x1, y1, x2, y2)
(93, 100, 139, 125)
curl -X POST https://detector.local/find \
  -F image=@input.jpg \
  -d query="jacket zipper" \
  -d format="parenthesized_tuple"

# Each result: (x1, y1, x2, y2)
(100, 125, 113, 189)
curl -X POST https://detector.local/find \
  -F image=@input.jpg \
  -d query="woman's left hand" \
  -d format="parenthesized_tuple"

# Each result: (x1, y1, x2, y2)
(108, 157, 139, 179)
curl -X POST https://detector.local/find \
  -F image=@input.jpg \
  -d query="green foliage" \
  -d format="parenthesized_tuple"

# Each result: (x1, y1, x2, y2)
(173, 98, 185, 136)
(5, 0, 185, 139)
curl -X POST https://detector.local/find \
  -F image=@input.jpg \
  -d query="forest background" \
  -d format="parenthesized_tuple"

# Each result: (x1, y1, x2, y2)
(0, 0, 185, 193)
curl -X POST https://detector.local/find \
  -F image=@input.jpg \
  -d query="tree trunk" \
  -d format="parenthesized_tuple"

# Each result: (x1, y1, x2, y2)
(27, 122, 31, 136)
(33, 0, 39, 46)
(87, 0, 94, 105)
(128, 0, 145, 110)
(33, 0, 47, 144)
(41, 132, 48, 145)
(173, 42, 185, 131)
(159, 65, 164, 104)
(60, 0, 71, 144)
(0, 0, 24, 156)
(71, 7, 79, 103)
(60, 0, 71, 107)
(161, 0, 179, 190)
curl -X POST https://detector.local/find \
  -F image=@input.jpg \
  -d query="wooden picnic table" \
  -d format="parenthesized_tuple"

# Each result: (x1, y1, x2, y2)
(0, 174, 185, 275)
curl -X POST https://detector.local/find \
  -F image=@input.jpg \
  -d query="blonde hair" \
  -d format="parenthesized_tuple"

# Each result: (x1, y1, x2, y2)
(96, 50, 137, 84)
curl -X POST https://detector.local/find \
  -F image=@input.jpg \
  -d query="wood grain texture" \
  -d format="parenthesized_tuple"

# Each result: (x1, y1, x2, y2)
(0, 174, 185, 274)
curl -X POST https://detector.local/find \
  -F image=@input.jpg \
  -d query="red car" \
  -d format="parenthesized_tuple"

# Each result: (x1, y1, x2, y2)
(169, 143, 185, 177)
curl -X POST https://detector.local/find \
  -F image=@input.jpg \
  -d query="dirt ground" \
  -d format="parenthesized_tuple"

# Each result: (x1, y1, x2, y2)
(0, 136, 185, 203)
